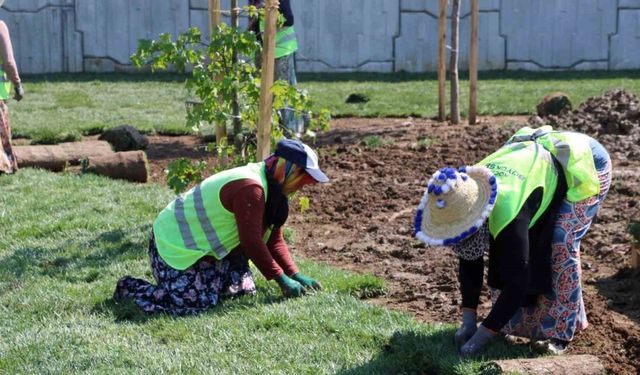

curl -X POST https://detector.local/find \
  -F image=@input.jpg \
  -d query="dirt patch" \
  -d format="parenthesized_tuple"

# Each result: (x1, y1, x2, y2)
(295, 112, 640, 374)
(144, 109, 640, 373)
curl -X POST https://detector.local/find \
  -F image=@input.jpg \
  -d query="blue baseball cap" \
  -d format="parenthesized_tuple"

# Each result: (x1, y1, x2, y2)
(273, 139, 329, 183)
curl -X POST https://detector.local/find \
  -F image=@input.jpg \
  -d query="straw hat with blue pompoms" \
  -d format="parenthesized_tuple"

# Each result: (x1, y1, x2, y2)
(415, 166, 498, 246)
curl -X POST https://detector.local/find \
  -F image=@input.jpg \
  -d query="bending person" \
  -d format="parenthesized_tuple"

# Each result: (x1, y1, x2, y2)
(115, 139, 328, 315)
(415, 125, 611, 356)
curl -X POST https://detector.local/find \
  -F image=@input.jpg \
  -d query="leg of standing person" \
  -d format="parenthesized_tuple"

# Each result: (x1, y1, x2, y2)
(0, 100, 18, 173)
(275, 53, 305, 138)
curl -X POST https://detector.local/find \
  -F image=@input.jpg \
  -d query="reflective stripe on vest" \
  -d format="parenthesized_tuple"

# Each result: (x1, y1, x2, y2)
(0, 63, 11, 100)
(274, 26, 298, 58)
(477, 141, 559, 238)
(508, 126, 600, 202)
(259, 19, 298, 59)
(192, 184, 226, 259)
(154, 162, 272, 270)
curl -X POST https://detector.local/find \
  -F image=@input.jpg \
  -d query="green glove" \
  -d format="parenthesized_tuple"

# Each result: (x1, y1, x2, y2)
(291, 273, 322, 290)
(275, 274, 304, 297)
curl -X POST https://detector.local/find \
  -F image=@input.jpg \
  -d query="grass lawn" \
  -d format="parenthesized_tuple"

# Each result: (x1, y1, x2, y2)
(11, 70, 640, 144)
(0, 170, 532, 374)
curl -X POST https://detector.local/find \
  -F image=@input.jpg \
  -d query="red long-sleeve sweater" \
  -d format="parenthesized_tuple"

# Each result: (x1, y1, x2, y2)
(220, 178, 298, 280)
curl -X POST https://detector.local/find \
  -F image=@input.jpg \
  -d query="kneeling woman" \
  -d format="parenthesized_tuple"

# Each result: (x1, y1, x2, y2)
(115, 139, 328, 315)
(415, 126, 611, 355)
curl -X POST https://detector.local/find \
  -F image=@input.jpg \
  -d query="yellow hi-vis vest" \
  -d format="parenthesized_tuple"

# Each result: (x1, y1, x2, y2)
(153, 162, 272, 270)
(507, 126, 600, 202)
(0, 60, 12, 100)
(477, 141, 559, 238)
(259, 19, 298, 59)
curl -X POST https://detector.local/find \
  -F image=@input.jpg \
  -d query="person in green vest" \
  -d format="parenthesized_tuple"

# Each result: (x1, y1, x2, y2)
(249, 0, 305, 138)
(114, 139, 329, 315)
(0, 1, 24, 174)
(414, 126, 611, 356)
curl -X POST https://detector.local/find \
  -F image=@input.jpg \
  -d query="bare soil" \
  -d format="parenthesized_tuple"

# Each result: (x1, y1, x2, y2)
(145, 113, 640, 374)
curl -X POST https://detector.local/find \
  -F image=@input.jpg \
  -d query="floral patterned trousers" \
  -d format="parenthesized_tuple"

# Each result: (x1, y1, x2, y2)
(0, 100, 18, 173)
(494, 138, 612, 341)
(114, 233, 256, 316)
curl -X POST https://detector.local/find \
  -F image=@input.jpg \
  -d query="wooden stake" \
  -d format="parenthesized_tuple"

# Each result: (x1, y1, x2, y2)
(231, 0, 242, 138)
(437, 0, 447, 122)
(209, 0, 227, 148)
(257, 0, 279, 160)
(450, 0, 460, 124)
(208, 0, 221, 31)
(468, 0, 478, 125)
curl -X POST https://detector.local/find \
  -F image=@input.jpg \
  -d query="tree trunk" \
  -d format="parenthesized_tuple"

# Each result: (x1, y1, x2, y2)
(449, 0, 460, 125)
(86, 151, 149, 183)
(486, 354, 604, 375)
(437, 0, 447, 121)
(209, 0, 227, 150)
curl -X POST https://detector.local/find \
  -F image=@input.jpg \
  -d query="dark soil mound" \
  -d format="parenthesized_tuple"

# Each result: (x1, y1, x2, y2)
(541, 90, 640, 159)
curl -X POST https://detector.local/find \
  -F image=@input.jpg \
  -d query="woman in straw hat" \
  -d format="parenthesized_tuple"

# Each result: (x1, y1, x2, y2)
(0, 0, 25, 174)
(114, 139, 328, 315)
(415, 125, 611, 356)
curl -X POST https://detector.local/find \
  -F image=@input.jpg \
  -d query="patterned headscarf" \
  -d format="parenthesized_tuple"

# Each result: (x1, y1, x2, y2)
(263, 155, 315, 228)
(264, 155, 315, 195)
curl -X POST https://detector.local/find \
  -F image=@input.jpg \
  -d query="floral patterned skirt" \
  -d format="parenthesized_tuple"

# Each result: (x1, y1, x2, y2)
(0, 101, 18, 173)
(114, 232, 256, 316)
(493, 139, 612, 342)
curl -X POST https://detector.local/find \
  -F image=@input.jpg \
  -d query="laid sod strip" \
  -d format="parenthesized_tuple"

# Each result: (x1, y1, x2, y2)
(11, 71, 640, 144)
(0, 170, 530, 374)
(12, 74, 190, 144)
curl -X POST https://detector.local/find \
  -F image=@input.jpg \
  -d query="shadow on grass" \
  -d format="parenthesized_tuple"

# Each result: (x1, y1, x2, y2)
(93, 289, 285, 324)
(594, 267, 640, 325)
(1, 226, 151, 280)
(338, 329, 532, 375)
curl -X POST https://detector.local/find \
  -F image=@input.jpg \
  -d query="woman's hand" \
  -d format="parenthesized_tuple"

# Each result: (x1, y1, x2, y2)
(291, 273, 322, 291)
(275, 274, 304, 297)
(14, 83, 24, 101)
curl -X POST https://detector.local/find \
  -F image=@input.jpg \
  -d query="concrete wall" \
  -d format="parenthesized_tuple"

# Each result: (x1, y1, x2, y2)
(1, 0, 639, 74)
